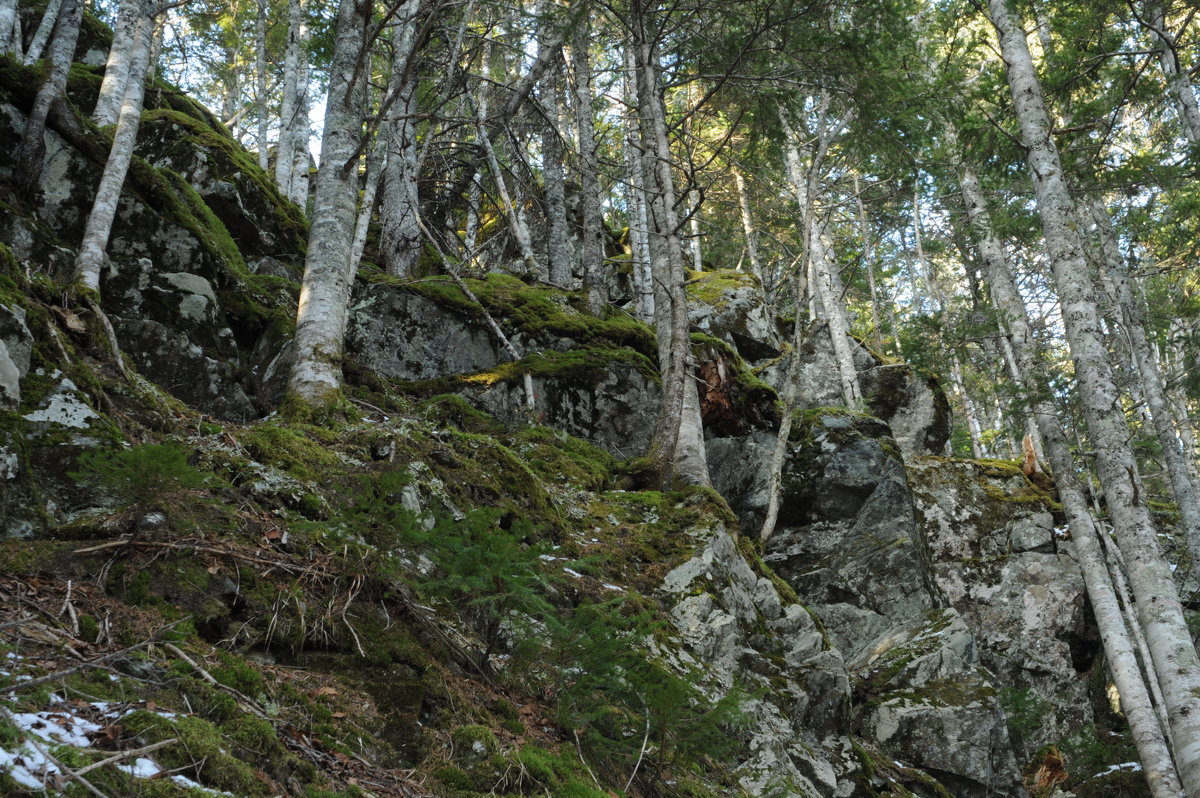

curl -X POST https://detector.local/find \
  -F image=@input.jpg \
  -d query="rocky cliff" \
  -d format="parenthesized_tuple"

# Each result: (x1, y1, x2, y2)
(0, 17, 1152, 798)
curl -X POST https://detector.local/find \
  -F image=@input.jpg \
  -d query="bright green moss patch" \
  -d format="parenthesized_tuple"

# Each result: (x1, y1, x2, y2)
(684, 268, 761, 307)
(239, 423, 349, 480)
(404, 274, 656, 357)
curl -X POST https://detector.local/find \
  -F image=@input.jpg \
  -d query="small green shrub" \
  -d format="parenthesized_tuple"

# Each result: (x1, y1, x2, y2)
(70, 441, 210, 511)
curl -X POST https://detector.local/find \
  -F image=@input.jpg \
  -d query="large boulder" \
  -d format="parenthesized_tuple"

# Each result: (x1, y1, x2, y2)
(906, 457, 1094, 751)
(660, 524, 859, 797)
(760, 411, 940, 659)
(686, 270, 781, 361)
(0, 61, 301, 422)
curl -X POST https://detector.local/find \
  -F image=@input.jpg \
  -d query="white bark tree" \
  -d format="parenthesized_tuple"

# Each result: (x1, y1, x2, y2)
(632, 4, 709, 488)
(377, 0, 422, 277)
(73, 0, 155, 295)
(953, 127, 1184, 798)
(15, 0, 81, 194)
(1142, 0, 1200, 144)
(0, 0, 17, 56)
(286, 0, 371, 408)
(571, 24, 606, 312)
(21, 0, 62, 65)
(987, 1, 1200, 790)
(93, 0, 139, 127)
(274, 0, 310, 206)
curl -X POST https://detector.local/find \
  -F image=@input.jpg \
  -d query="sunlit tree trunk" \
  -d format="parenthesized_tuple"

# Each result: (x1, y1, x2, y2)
(783, 102, 860, 408)
(1084, 197, 1200, 569)
(275, 0, 309, 205)
(733, 163, 764, 283)
(73, 0, 154, 295)
(15, 0, 81, 193)
(255, 0, 269, 171)
(1144, 0, 1200, 143)
(93, 1, 138, 126)
(954, 124, 1184, 798)
(852, 173, 883, 352)
(987, 1, 1200, 790)
(286, 0, 370, 407)
(633, 6, 709, 489)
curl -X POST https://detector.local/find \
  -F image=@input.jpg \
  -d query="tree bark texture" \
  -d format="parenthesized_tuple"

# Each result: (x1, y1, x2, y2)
(286, 0, 370, 405)
(987, 1, 1200, 790)
(378, 0, 422, 277)
(73, 0, 154, 295)
(15, 0, 81, 194)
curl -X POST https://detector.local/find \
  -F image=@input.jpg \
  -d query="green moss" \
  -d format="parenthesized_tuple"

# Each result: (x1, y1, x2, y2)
(239, 423, 348, 480)
(684, 268, 761, 307)
(418, 394, 502, 433)
(509, 426, 615, 490)
(404, 274, 656, 356)
(139, 108, 308, 252)
(122, 711, 270, 795)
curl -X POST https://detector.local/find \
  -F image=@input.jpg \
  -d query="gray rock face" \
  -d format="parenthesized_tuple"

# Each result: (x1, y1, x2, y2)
(0, 93, 302, 422)
(763, 413, 939, 660)
(660, 525, 857, 797)
(857, 609, 1023, 798)
(760, 325, 950, 455)
(0, 303, 32, 406)
(906, 457, 1094, 750)
(686, 271, 781, 361)
(347, 282, 661, 455)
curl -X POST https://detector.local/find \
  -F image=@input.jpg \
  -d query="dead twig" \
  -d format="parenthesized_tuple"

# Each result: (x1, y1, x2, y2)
(0, 706, 112, 798)
(74, 738, 179, 777)
(0, 623, 182, 695)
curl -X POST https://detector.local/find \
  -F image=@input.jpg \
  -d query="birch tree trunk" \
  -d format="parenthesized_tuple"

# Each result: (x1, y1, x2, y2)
(21, 0, 61, 65)
(538, 34, 570, 287)
(623, 47, 653, 323)
(1086, 198, 1200, 570)
(93, 1, 138, 127)
(633, 8, 709, 488)
(571, 27, 606, 313)
(1144, 0, 1200, 143)
(275, 0, 309, 204)
(15, 0, 81, 194)
(852, 173, 884, 352)
(73, 0, 154, 295)
(782, 103, 860, 408)
(0, 0, 17, 56)
(377, 0, 422, 277)
(954, 127, 1184, 798)
(255, 0, 269, 171)
(286, 0, 370, 407)
(733, 164, 764, 283)
(987, 1, 1200, 790)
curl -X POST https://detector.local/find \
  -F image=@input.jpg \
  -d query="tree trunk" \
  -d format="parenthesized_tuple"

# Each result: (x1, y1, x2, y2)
(633, 8, 709, 489)
(92, 1, 139, 127)
(377, 0, 422, 277)
(275, 0, 308, 203)
(1086, 197, 1200, 569)
(538, 32, 570, 287)
(733, 163, 764, 283)
(571, 26, 605, 313)
(73, 0, 154, 295)
(623, 47, 653, 323)
(286, 0, 370, 408)
(954, 124, 1184, 798)
(255, 0, 269, 171)
(852, 173, 884, 352)
(782, 103, 860, 408)
(1144, 0, 1200, 143)
(21, 0, 62, 65)
(15, 0, 81, 194)
(987, 1, 1200, 790)
(0, 0, 17, 56)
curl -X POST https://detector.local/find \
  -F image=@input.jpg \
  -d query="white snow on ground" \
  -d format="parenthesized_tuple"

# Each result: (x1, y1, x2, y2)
(0, 651, 227, 794)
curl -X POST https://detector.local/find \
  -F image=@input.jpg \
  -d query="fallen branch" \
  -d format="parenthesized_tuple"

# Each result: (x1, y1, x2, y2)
(0, 624, 182, 695)
(74, 738, 178, 777)
(161, 643, 270, 721)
